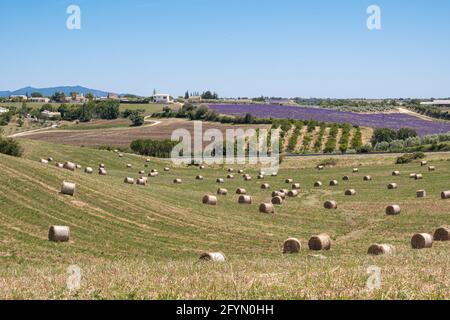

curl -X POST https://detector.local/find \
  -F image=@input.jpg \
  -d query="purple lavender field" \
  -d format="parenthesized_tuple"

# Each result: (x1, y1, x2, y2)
(209, 104, 450, 136)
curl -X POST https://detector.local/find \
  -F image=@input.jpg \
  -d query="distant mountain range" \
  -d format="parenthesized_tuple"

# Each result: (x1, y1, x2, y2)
(0, 86, 134, 98)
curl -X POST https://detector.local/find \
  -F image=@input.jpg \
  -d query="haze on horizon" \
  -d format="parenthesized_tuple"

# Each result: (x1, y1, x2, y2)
(1, 0, 449, 99)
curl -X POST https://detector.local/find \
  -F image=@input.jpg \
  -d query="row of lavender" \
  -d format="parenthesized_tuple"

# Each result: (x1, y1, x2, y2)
(209, 104, 450, 136)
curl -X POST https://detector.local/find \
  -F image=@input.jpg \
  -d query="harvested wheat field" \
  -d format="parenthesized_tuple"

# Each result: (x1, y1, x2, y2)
(0, 139, 449, 300)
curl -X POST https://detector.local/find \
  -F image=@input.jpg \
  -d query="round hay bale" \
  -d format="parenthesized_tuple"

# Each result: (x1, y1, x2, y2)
(329, 180, 338, 186)
(367, 244, 395, 255)
(99, 163, 105, 168)
(216, 178, 224, 183)
(259, 170, 266, 175)
(126, 164, 132, 168)
(387, 183, 398, 190)
(173, 178, 182, 184)
(392, 171, 400, 176)
(433, 226, 450, 241)
(409, 173, 416, 178)
(292, 183, 300, 190)
(271, 172, 278, 176)
(56, 163, 64, 168)
(227, 168, 234, 172)
(283, 238, 301, 254)
(202, 195, 217, 205)
(261, 183, 270, 189)
(441, 191, 450, 199)
(227, 174, 234, 179)
(238, 195, 252, 204)
(363, 175, 372, 181)
(308, 234, 331, 251)
(124, 177, 135, 184)
(317, 165, 324, 170)
(271, 196, 283, 205)
(272, 191, 286, 199)
(40, 159, 49, 164)
(119, 154, 124, 158)
(342, 176, 350, 181)
(285, 179, 293, 184)
(236, 188, 247, 195)
(345, 189, 356, 196)
(63, 162, 76, 171)
(199, 252, 225, 262)
(217, 188, 228, 195)
(420, 161, 427, 166)
(164, 167, 170, 171)
(139, 170, 145, 174)
(314, 181, 322, 187)
(146, 158, 151, 163)
(352, 168, 359, 173)
(139, 176, 148, 182)
(279, 188, 289, 194)
(151, 169, 158, 173)
(414, 174, 423, 180)
(238, 169, 244, 174)
(244, 176, 252, 181)
(76, 164, 82, 169)
(257, 174, 264, 179)
(416, 190, 426, 198)
(428, 166, 435, 171)
(61, 181, 76, 196)
(47, 157, 53, 162)
(48, 226, 70, 242)
(148, 172, 159, 177)
(137, 178, 147, 186)
(98, 168, 107, 175)
(199, 165, 205, 169)
(386, 205, 401, 215)
(288, 190, 299, 197)
(114, 149, 119, 153)
(324, 200, 337, 209)
(259, 203, 274, 214)
(196, 175, 204, 180)
(411, 233, 433, 249)
(85, 167, 93, 174)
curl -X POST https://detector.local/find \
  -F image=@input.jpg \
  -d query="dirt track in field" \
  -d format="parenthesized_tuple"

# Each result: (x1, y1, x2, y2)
(19, 119, 270, 147)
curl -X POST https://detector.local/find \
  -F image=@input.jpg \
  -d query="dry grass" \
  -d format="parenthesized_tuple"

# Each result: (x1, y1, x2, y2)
(0, 139, 449, 299)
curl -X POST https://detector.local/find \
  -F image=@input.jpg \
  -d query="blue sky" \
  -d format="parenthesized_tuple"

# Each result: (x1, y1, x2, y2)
(0, 0, 449, 98)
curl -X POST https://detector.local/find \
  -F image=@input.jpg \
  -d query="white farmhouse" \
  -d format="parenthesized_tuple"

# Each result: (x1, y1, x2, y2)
(29, 97, 50, 103)
(41, 110, 61, 119)
(10, 95, 28, 101)
(153, 94, 173, 104)
(0, 107, 9, 114)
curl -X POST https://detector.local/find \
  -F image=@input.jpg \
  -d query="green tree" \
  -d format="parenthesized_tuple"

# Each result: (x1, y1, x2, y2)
(85, 92, 94, 101)
(130, 113, 145, 126)
(397, 128, 417, 140)
(371, 128, 398, 146)
(51, 92, 66, 103)
(31, 92, 43, 97)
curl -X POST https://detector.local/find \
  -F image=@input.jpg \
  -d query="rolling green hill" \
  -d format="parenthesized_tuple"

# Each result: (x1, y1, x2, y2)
(0, 140, 448, 299)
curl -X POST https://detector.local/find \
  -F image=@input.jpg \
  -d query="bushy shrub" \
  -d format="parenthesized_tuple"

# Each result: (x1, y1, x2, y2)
(404, 136, 421, 147)
(130, 139, 178, 158)
(356, 144, 373, 153)
(0, 137, 23, 157)
(374, 141, 390, 151)
(396, 152, 425, 164)
(388, 140, 405, 152)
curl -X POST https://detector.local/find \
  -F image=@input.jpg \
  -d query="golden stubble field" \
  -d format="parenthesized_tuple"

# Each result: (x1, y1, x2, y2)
(0, 140, 448, 299)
